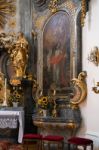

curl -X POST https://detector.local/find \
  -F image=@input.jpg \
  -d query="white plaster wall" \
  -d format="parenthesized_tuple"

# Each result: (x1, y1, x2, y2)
(79, 0, 99, 149)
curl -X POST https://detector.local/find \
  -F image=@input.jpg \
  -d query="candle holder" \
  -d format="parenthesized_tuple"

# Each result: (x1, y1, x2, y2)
(92, 82, 99, 94)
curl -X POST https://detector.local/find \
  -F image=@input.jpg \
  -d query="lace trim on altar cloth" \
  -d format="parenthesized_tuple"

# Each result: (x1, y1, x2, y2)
(0, 116, 18, 128)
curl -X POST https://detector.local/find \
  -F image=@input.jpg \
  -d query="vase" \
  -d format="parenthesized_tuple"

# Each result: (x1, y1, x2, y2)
(42, 109, 47, 117)
(12, 102, 18, 107)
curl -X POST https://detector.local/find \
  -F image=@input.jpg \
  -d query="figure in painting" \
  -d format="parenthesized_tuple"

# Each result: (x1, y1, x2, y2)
(48, 43, 67, 86)
(43, 11, 71, 92)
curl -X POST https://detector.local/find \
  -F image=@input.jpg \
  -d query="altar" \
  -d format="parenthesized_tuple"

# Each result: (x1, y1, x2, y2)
(32, 103, 82, 142)
(0, 107, 24, 143)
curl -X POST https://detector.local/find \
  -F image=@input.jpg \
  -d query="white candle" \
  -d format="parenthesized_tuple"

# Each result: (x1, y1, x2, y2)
(53, 89, 56, 96)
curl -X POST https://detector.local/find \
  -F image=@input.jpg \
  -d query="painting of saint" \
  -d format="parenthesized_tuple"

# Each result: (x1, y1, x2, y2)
(43, 11, 70, 93)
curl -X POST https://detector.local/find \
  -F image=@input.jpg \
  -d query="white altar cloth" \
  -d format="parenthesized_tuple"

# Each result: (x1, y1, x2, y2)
(0, 107, 24, 143)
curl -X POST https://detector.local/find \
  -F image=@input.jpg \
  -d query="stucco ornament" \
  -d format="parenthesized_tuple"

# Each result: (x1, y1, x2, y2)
(70, 71, 87, 105)
(0, 0, 16, 29)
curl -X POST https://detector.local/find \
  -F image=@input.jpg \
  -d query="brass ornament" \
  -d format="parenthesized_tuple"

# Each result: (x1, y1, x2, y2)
(0, 0, 16, 29)
(70, 71, 87, 105)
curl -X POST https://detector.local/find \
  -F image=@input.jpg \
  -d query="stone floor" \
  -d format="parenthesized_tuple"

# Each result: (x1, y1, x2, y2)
(23, 144, 81, 150)
(23, 143, 70, 150)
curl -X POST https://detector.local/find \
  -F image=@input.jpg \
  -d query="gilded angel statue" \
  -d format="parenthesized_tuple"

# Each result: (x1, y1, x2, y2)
(8, 32, 29, 78)
(0, 72, 10, 105)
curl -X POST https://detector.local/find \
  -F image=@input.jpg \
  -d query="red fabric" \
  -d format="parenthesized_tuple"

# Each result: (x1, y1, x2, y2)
(42, 135, 64, 141)
(68, 137, 93, 145)
(49, 53, 65, 65)
(23, 134, 42, 139)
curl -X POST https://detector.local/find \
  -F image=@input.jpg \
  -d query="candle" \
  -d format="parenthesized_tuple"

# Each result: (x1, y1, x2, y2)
(53, 89, 56, 96)
(39, 90, 43, 97)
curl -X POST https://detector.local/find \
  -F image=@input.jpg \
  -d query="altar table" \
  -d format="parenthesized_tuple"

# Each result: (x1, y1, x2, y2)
(0, 107, 24, 143)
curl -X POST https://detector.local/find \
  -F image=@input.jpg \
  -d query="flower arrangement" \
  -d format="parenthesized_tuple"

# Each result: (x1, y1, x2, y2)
(37, 96, 49, 110)
(8, 86, 23, 105)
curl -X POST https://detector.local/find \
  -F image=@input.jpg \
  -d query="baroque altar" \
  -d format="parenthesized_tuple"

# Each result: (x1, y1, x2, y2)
(32, 0, 87, 141)
(32, 71, 87, 141)
(33, 102, 81, 142)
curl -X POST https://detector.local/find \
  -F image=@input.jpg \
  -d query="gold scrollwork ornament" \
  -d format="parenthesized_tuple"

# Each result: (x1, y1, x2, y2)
(70, 71, 87, 105)
(92, 82, 99, 94)
(88, 46, 99, 66)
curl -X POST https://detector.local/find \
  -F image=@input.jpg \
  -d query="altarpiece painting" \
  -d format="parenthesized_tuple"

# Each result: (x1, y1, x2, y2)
(33, 0, 82, 96)
(43, 11, 70, 93)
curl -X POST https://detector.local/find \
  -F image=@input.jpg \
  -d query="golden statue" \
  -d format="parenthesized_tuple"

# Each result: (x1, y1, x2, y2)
(9, 32, 29, 78)
(0, 72, 10, 106)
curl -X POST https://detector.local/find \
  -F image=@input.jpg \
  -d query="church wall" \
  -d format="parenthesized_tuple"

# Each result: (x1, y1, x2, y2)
(79, 0, 99, 149)
(1, 0, 99, 148)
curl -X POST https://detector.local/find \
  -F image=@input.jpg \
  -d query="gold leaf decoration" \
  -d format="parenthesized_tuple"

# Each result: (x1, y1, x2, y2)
(0, 0, 16, 29)
(8, 18, 16, 29)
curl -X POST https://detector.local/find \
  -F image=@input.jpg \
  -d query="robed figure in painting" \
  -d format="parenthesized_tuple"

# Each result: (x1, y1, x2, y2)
(43, 11, 70, 93)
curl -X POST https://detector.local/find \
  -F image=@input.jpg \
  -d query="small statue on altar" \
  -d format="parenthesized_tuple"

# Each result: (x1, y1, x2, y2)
(0, 72, 5, 104)
(8, 32, 29, 78)
(0, 72, 10, 106)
